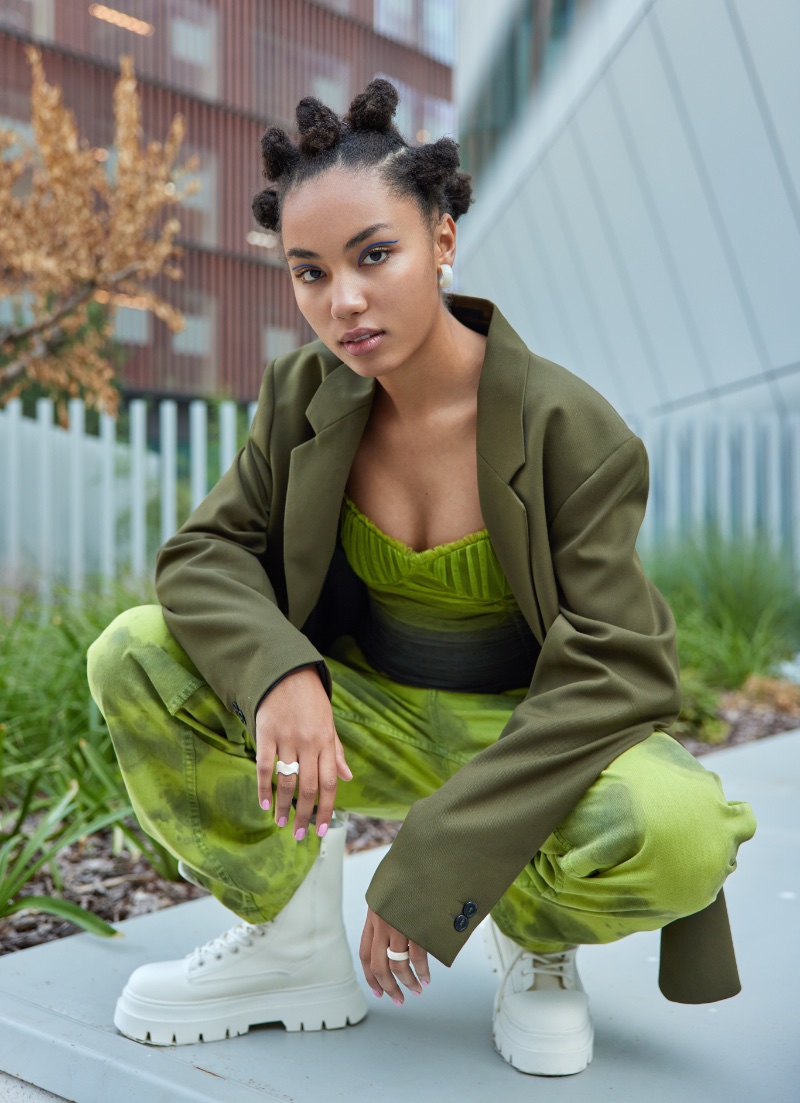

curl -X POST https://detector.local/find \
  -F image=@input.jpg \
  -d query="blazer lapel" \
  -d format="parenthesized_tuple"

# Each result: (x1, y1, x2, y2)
(283, 364, 375, 627)
(474, 299, 546, 643)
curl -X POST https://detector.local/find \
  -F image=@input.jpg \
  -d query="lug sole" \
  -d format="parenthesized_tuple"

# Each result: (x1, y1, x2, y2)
(114, 975, 368, 1046)
(493, 1018, 594, 1076)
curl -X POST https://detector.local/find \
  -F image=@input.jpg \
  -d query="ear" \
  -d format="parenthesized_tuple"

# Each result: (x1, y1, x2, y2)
(433, 212, 456, 268)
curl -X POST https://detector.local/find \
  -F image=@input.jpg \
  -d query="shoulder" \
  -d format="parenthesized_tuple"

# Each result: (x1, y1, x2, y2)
(485, 301, 640, 510)
(267, 338, 342, 404)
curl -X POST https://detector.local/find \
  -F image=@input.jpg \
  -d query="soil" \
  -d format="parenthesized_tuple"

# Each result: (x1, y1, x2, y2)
(1, 682, 797, 957)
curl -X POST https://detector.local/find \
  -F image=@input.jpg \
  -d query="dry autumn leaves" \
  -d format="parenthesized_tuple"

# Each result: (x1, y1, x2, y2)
(0, 47, 199, 423)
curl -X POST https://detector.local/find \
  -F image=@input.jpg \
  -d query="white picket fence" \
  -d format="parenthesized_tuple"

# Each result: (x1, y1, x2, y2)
(1, 398, 799, 598)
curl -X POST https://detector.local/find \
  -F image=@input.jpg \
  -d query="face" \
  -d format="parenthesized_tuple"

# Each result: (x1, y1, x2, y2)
(280, 166, 455, 379)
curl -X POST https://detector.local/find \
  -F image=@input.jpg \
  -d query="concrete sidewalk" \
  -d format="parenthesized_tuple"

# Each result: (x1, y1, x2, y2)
(0, 730, 797, 1103)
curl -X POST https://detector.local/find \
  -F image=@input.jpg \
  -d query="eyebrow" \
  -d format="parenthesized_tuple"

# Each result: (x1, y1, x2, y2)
(286, 222, 393, 262)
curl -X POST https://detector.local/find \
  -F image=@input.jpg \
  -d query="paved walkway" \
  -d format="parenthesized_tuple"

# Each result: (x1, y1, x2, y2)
(0, 730, 797, 1103)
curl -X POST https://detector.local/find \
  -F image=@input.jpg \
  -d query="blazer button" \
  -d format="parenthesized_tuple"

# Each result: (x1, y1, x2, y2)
(453, 914, 469, 933)
(462, 901, 478, 918)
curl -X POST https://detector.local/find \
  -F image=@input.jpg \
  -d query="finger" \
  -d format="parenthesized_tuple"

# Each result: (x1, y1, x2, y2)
(256, 736, 276, 812)
(292, 754, 318, 840)
(314, 744, 338, 838)
(371, 956, 405, 1005)
(359, 918, 384, 999)
(334, 734, 353, 781)
(388, 942, 422, 996)
(273, 760, 298, 827)
(409, 942, 430, 987)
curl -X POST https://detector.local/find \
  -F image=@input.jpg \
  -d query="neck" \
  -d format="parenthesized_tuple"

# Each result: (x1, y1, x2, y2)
(375, 303, 486, 421)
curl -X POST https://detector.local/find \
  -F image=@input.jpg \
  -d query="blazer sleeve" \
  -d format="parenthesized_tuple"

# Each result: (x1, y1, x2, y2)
(155, 359, 331, 739)
(365, 434, 682, 966)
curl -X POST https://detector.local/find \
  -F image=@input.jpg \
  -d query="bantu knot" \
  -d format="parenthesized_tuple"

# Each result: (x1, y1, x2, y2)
(251, 188, 280, 231)
(411, 138, 461, 189)
(260, 126, 299, 182)
(347, 78, 399, 132)
(444, 171, 474, 220)
(296, 97, 342, 155)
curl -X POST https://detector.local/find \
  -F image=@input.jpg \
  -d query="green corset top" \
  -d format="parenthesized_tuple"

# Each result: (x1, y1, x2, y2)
(339, 494, 539, 692)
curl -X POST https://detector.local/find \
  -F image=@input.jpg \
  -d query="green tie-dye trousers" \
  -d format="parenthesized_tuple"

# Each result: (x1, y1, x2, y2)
(87, 605, 756, 954)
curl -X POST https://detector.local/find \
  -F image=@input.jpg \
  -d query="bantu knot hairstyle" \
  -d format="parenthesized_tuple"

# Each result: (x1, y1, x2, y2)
(251, 78, 473, 234)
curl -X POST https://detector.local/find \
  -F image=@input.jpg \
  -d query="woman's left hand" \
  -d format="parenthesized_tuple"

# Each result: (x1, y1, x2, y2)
(360, 907, 430, 1004)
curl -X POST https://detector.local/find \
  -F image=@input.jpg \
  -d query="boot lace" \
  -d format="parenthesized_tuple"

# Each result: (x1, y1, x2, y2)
(497, 946, 578, 1003)
(188, 920, 272, 968)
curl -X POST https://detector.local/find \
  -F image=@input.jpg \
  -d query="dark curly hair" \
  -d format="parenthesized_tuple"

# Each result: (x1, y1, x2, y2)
(251, 78, 473, 234)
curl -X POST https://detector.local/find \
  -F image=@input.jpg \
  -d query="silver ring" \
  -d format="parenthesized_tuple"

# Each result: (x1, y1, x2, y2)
(387, 948, 410, 962)
(276, 760, 300, 776)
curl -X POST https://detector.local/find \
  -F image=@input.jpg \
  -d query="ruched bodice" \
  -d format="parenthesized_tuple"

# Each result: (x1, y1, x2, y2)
(339, 494, 539, 692)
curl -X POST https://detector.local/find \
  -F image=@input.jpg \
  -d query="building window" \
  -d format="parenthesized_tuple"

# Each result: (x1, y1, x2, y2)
(170, 11, 219, 98)
(422, 0, 455, 65)
(113, 305, 150, 346)
(0, 0, 53, 39)
(263, 326, 298, 363)
(173, 313, 212, 357)
(376, 0, 416, 47)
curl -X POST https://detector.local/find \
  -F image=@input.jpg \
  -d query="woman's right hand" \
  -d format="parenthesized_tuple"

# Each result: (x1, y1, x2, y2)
(255, 666, 352, 841)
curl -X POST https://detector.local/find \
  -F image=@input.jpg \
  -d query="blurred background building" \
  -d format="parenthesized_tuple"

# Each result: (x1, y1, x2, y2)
(457, 0, 800, 424)
(0, 0, 456, 403)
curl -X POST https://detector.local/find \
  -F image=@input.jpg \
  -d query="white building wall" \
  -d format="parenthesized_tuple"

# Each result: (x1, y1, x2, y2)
(457, 0, 800, 422)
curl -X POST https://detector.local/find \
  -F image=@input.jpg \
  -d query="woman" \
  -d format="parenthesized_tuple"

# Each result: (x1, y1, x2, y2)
(87, 79, 756, 1077)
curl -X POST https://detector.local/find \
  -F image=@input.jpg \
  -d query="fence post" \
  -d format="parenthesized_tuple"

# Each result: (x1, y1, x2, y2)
(68, 398, 85, 594)
(160, 399, 177, 547)
(190, 399, 207, 512)
(219, 401, 238, 478)
(5, 398, 22, 580)
(100, 411, 116, 592)
(130, 399, 148, 579)
(36, 397, 53, 608)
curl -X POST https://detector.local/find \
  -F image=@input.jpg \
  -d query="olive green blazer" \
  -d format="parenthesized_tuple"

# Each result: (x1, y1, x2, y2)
(156, 294, 741, 1004)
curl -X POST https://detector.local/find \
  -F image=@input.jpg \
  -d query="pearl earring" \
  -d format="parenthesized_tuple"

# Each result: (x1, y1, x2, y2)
(437, 263, 453, 290)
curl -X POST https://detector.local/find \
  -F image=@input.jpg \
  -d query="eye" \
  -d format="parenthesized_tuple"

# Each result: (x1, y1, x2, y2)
(294, 267, 323, 284)
(360, 247, 391, 267)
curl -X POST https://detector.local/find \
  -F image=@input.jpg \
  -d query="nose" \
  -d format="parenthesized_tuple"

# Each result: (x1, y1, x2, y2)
(330, 273, 367, 320)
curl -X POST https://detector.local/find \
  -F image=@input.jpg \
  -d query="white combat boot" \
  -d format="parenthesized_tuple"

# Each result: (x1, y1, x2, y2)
(484, 918, 593, 1076)
(114, 819, 367, 1045)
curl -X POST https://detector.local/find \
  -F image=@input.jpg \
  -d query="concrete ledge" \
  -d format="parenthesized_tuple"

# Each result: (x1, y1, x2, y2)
(1, 730, 797, 1102)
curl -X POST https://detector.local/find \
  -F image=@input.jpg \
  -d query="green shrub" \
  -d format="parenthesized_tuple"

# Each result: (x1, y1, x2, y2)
(645, 529, 800, 690)
(643, 530, 800, 741)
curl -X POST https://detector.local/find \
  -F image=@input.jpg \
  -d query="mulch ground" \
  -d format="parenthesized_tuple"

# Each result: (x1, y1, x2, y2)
(1, 681, 798, 957)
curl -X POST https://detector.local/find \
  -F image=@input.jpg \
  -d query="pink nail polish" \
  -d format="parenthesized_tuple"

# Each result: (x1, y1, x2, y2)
(371, 988, 383, 998)
(421, 979, 430, 987)
(316, 823, 328, 838)
(392, 998, 403, 1007)
(260, 799, 270, 811)
(413, 990, 422, 997)
(294, 827, 306, 841)
(277, 816, 287, 828)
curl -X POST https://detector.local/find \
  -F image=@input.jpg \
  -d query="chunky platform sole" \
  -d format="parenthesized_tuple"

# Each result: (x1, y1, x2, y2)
(492, 1016, 594, 1076)
(114, 975, 368, 1046)
(484, 920, 593, 1077)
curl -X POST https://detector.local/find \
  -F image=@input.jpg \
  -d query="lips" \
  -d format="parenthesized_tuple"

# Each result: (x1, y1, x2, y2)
(340, 328, 385, 357)
(340, 327, 382, 344)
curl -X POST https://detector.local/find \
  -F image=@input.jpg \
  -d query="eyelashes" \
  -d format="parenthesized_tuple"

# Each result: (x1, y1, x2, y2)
(291, 239, 398, 283)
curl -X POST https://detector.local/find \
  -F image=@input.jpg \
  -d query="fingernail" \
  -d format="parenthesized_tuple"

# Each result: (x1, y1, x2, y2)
(316, 823, 328, 838)
(294, 827, 306, 841)
(260, 798, 270, 811)
(413, 990, 422, 997)
(277, 816, 287, 828)
(371, 988, 383, 998)
(421, 979, 430, 987)
(392, 998, 403, 1007)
